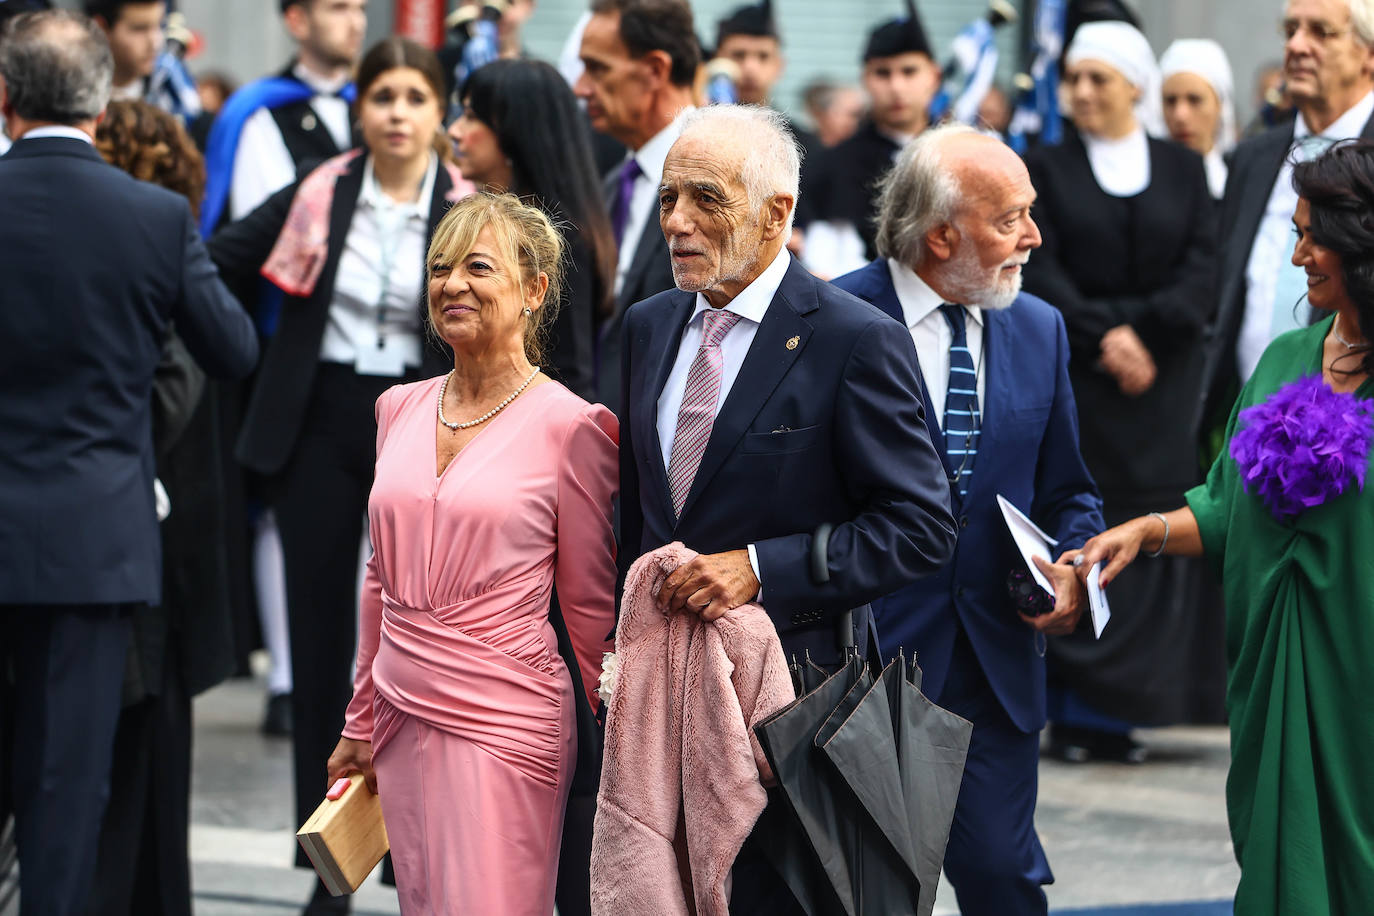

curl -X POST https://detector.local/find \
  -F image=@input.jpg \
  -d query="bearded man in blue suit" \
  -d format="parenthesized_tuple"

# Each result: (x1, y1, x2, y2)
(833, 124, 1104, 916)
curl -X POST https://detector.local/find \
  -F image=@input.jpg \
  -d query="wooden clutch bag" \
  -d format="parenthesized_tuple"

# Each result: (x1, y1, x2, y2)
(296, 774, 389, 895)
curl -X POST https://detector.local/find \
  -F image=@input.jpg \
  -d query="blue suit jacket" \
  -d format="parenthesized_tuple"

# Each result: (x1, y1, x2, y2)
(0, 137, 258, 607)
(618, 257, 957, 664)
(833, 259, 1103, 732)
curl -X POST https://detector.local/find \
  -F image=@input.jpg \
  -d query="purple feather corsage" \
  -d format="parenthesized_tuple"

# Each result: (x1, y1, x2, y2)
(1229, 375, 1374, 522)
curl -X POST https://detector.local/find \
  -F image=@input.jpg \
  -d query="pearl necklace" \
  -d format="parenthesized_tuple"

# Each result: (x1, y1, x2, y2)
(1332, 315, 1367, 350)
(437, 366, 540, 431)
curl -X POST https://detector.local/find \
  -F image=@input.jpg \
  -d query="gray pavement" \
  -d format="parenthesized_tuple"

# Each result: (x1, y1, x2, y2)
(186, 674, 1238, 915)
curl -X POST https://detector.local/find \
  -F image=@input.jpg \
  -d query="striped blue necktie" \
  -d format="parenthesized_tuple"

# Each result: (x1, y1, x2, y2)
(940, 304, 979, 498)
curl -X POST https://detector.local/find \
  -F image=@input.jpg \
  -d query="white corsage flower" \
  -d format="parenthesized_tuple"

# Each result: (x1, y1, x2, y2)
(596, 651, 620, 705)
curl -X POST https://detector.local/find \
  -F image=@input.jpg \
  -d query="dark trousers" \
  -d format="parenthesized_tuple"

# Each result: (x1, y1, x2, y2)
(86, 645, 193, 916)
(939, 628, 1053, 916)
(0, 603, 130, 916)
(273, 364, 416, 869)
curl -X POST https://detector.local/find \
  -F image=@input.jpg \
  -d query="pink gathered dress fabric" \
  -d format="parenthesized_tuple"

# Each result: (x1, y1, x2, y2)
(342, 376, 618, 915)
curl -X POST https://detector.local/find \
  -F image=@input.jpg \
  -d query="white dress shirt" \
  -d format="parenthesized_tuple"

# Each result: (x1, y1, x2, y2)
(1203, 147, 1228, 200)
(110, 80, 144, 102)
(19, 125, 93, 145)
(319, 154, 437, 375)
(887, 259, 985, 431)
(656, 245, 790, 593)
(614, 108, 691, 297)
(1238, 90, 1374, 381)
(229, 64, 353, 221)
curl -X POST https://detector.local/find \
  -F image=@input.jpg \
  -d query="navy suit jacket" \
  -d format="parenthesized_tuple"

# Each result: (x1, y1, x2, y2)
(618, 257, 957, 663)
(0, 137, 258, 607)
(833, 259, 1103, 732)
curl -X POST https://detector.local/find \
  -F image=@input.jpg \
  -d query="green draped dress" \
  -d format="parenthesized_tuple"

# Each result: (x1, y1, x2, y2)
(1186, 318, 1374, 914)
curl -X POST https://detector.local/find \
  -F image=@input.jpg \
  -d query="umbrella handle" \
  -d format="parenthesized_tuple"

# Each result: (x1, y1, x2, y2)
(811, 523, 857, 658)
(810, 523, 833, 584)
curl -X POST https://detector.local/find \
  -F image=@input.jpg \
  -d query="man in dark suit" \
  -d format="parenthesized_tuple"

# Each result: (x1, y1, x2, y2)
(1202, 0, 1374, 428)
(0, 11, 257, 914)
(834, 125, 1103, 915)
(618, 104, 957, 913)
(575, 0, 698, 409)
(199, 0, 367, 742)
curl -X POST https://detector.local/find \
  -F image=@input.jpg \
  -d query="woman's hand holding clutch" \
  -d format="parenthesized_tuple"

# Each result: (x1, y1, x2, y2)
(326, 736, 377, 795)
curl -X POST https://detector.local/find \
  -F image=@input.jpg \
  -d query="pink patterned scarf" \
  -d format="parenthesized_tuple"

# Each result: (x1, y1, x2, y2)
(261, 149, 474, 298)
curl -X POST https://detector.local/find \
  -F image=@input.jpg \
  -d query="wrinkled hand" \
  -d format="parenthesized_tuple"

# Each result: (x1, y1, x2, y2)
(1021, 553, 1086, 635)
(1098, 325, 1157, 396)
(326, 736, 377, 795)
(1074, 517, 1157, 588)
(657, 549, 760, 622)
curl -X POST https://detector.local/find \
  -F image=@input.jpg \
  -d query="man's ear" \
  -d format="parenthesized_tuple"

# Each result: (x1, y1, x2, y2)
(761, 193, 794, 242)
(924, 222, 958, 262)
(282, 5, 310, 43)
(638, 49, 672, 88)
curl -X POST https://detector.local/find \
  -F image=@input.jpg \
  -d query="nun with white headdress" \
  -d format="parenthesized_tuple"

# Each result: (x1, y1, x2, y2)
(1160, 39, 1237, 198)
(1022, 20, 1225, 763)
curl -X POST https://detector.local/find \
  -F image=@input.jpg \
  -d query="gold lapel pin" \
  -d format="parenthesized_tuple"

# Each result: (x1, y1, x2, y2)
(786, 335, 800, 350)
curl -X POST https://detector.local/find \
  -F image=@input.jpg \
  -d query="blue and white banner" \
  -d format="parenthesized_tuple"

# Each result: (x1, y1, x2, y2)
(1008, 0, 1067, 151)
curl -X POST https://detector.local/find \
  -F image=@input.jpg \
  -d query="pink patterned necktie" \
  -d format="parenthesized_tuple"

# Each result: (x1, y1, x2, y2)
(667, 308, 743, 517)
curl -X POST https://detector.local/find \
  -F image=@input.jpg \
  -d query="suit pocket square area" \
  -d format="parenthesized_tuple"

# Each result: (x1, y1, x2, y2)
(739, 424, 822, 455)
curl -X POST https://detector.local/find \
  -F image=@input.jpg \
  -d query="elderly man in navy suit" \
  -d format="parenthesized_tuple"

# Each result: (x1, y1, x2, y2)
(618, 104, 956, 913)
(833, 124, 1104, 916)
(0, 11, 257, 914)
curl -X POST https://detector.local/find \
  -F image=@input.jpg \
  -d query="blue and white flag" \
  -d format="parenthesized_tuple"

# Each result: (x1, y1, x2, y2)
(146, 48, 202, 126)
(948, 18, 1000, 126)
(1008, 0, 1066, 151)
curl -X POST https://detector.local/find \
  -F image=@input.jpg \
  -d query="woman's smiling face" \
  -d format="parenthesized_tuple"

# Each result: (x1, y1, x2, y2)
(428, 224, 542, 353)
(1291, 197, 1350, 313)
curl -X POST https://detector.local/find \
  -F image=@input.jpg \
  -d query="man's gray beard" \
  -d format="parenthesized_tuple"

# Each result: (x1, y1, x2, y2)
(940, 245, 1023, 311)
(671, 240, 757, 294)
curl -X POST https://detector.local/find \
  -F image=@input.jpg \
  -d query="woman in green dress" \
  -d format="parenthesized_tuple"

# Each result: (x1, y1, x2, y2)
(1073, 141, 1374, 914)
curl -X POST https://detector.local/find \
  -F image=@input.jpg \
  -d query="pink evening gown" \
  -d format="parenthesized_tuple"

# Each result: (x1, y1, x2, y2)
(341, 376, 618, 914)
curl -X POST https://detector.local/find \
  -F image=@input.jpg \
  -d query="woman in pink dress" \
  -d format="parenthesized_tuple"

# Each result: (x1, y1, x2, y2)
(326, 192, 618, 913)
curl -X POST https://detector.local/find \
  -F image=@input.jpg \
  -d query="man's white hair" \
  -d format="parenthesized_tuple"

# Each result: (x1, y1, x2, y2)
(677, 104, 803, 233)
(1285, 0, 1374, 46)
(874, 122, 977, 269)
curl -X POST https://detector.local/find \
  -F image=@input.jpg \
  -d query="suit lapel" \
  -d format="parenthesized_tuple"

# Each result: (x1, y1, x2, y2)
(868, 261, 955, 485)
(1234, 126, 1292, 271)
(311, 156, 365, 315)
(960, 307, 1009, 506)
(676, 260, 815, 522)
(620, 217, 669, 308)
(417, 166, 457, 370)
(639, 291, 697, 522)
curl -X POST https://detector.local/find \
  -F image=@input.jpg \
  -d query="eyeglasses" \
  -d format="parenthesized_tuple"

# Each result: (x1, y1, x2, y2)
(1280, 17, 1355, 43)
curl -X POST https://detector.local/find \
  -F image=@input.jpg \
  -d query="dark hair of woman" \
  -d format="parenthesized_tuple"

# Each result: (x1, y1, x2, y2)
(461, 58, 617, 318)
(1292, 140, 1374, 377)
(95, 100, 206, 220)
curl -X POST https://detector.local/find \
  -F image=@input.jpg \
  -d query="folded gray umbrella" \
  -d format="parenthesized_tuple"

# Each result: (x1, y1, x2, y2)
(754, 650, 972, 916)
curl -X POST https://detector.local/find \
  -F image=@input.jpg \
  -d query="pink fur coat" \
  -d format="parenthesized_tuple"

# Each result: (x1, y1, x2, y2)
(590, 543, 796, 916)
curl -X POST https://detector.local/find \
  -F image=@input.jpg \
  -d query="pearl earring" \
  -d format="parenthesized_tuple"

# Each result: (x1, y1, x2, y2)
(522, 307, 533, 317)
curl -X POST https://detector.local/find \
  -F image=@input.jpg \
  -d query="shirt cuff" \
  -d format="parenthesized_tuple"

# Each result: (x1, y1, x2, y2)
(746, 543, 763, 604)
